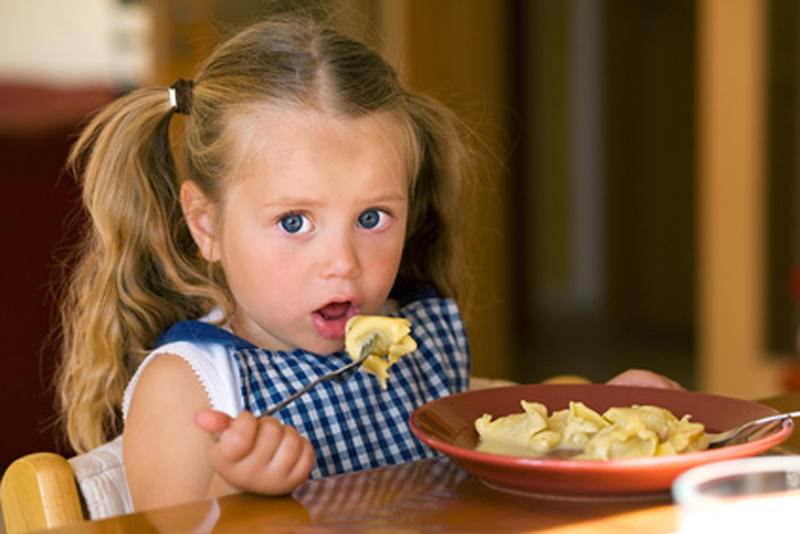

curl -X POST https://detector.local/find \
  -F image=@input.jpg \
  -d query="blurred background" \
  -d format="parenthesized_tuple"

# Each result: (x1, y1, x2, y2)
(1, 0, 799, 474)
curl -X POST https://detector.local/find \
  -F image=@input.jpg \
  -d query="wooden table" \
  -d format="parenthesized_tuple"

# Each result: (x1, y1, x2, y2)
(44, 392, 800, 533)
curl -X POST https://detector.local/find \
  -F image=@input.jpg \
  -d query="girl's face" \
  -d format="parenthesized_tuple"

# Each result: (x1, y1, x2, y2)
(186, 109, 409, 355)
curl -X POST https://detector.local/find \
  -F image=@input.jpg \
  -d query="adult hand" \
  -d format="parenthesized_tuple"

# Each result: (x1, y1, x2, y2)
(606, 368, 683, 390)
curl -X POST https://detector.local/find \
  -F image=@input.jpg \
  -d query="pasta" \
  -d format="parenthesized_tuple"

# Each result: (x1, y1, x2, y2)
(344, 315, 417, 388)
(474, 401, 709, 460)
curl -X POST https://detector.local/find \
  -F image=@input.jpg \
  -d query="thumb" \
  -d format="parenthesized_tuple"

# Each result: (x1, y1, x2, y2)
(195, 408, 234, 435)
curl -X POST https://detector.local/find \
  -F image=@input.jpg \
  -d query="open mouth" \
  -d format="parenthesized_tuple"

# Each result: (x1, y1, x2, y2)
(311, 300, 359, 339)
(316, 301, 353, 321)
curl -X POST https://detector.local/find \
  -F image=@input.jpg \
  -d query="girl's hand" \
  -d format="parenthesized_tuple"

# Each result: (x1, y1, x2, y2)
(195, 409, 315, 495)
(606, 368, 683, 390)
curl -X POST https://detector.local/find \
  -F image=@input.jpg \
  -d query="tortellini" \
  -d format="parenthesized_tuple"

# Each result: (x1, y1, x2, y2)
(474, 401, 709, 460)
(344, 315, 417, 389)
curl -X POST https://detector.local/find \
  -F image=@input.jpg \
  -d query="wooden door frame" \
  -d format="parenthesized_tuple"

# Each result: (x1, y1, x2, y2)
(698, 0, 786, 398)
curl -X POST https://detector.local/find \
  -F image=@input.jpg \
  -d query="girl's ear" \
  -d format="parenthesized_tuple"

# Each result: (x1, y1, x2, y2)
(180, 181, 220, 262)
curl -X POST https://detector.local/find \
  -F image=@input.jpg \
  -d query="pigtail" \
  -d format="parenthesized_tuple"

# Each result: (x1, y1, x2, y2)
(58, 89, 219, 452)
(394, 92, 472, 301)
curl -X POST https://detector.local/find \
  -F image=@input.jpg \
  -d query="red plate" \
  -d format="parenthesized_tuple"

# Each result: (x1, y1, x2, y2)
(410, 384, 793, 498)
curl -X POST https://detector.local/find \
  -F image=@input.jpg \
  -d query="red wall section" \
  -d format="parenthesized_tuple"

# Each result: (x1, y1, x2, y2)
(0, 84, 112, 471)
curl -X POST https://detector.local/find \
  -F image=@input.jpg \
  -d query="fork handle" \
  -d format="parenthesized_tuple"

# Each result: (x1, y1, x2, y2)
(260, 357, 364, 416)
(755, 410, 800, 426)
(261, 378, 322, 417)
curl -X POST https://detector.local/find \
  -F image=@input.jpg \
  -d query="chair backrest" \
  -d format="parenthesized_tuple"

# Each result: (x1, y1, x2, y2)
(1, 452, 83, 532)
(1, 436, 133, 533)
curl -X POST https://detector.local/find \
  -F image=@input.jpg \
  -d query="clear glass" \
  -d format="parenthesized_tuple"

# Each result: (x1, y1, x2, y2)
(672, 456, 800, 532)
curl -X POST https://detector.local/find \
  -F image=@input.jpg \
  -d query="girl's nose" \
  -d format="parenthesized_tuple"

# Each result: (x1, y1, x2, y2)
(320, 232, 360, 279)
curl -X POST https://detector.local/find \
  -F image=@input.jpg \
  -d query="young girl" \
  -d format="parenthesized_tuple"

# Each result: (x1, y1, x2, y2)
(57, 17, 679, 511)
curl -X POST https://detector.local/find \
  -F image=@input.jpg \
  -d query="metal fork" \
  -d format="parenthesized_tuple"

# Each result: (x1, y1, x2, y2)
(706, 410, 800, 448)
(261, 334, 377, 416)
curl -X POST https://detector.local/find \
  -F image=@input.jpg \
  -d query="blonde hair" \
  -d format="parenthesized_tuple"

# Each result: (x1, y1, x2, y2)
(57, 18, 471, 452)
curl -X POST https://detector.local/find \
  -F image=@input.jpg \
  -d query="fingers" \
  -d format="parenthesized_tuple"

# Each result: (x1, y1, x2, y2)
(265, 422, 315, 482)
(205, 412, 315, 495)
(288, 438, 316, 484)
(213, 410, 260, 462)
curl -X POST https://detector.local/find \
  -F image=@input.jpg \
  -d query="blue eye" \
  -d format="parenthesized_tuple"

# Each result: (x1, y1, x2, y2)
(279, 213, 309, 234)
(358, 209, 383, 229)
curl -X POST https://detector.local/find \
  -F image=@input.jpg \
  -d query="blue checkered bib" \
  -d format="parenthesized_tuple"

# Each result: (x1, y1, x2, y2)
(156, 294, 470, 478)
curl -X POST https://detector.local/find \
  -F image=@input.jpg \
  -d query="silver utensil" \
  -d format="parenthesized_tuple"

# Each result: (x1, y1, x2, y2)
(261, 333, 377, 416)
(706, 410, 800, 448)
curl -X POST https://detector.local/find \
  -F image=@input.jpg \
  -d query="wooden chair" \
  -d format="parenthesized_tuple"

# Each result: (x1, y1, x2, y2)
(1, 437, 132, 533)
(1, 452, 82, 532)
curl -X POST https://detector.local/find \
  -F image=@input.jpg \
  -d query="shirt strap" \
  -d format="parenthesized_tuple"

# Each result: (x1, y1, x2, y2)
(155, 320, 257, 351)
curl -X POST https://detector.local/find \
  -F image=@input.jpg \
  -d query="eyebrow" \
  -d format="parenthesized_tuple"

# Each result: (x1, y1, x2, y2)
(262, 192, 407, 208)
(261, 196, 322, 209)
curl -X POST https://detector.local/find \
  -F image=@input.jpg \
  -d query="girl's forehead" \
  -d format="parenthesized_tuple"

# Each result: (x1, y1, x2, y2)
(222, 106, 415, 193)
(225, 106, 417, 182)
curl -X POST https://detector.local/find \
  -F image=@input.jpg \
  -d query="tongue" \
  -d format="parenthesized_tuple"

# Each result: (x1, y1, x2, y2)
(318, 302, 351, 320)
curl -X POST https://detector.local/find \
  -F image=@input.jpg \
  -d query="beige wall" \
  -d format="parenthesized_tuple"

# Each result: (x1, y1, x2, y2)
(0, 0, 151, 87)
